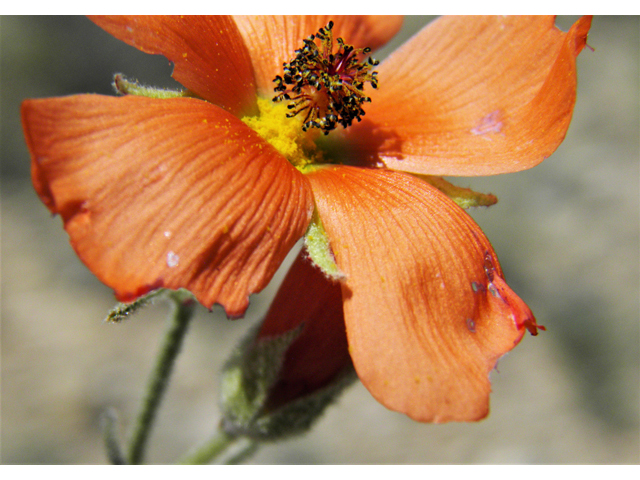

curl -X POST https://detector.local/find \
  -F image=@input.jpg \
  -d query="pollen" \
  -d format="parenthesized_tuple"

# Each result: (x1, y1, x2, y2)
(272, 20, 379, 135)
(242, 97, 321, 169)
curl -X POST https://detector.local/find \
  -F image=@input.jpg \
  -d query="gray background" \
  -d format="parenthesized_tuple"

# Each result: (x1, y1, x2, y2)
(1, 16, 638, 464)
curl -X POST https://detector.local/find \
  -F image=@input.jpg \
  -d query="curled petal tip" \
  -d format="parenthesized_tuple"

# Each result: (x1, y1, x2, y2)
(571, 15, 593, 55)
(483, 252, 544, 338)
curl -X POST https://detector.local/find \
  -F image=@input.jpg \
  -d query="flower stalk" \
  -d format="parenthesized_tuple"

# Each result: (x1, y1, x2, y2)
(223, 438, 259, 465)
(101, 408, 127, 465)
(179, 431, 259, 465)
(178, 429, 242, 465)
(126, 290, 195, 465)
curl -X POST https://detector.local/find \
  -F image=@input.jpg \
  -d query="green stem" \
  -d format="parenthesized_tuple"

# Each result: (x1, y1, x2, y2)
(178, 429, 238, 465)
(101, 408, 126, 464)
(224, 438, 259, 465)
(127, 291, 195, 465)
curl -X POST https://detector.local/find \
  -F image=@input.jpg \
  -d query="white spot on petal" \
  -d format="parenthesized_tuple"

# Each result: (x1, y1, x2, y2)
(471, 110, 503, 136)
(164, 231, 172, 238)
(167, 251, 179, 268)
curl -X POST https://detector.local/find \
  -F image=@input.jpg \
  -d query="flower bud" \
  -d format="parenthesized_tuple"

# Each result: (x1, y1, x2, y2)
(220, 250, 355, 440)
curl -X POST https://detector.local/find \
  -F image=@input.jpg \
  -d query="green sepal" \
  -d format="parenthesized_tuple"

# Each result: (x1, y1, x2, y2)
(304, 210, 345, 280)
(220, 323, 302, 429)
(220, 323, 357, 441)
(245, 365, 356, 440)
(113, 74, 195, 99)
(417, 175, 498, 209)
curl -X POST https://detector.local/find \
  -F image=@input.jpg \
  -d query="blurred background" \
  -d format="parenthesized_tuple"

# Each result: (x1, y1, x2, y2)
(1, 16, 638, 464)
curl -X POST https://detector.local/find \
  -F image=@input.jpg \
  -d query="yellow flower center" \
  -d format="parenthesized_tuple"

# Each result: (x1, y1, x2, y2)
(242, 97, 322, 169)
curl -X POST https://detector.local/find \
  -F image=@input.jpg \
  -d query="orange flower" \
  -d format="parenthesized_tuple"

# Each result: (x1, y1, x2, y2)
(22, 16, 592, 423)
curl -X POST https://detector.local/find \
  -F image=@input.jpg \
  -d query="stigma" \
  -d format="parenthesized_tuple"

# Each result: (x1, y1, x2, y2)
(272, 21, 379, 135)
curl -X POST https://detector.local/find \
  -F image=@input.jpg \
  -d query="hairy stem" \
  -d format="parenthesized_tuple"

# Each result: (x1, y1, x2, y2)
(127, 291, 195, 464)
(178, 429, 240, 465)
(101, 408, 126, 464)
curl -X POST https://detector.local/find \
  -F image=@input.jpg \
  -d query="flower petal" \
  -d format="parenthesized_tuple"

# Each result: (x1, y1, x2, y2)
(307, 166, 538, 422)
(258, 250, 350, 410)
(342, 15, 592, 176)
(89, 15, 258, 116)
(22, 94, 314, 317)
(232, 15, 404, 97)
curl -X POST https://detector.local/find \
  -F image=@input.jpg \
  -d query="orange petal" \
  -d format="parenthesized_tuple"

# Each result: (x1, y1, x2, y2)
(307, 166, 537, 422)
(258, 250, 350, 410)
(89, 15, 258, 116)
(233, 15, 403, 97)
(22, 94, 313, 317)
(342, 16, 592, 176)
